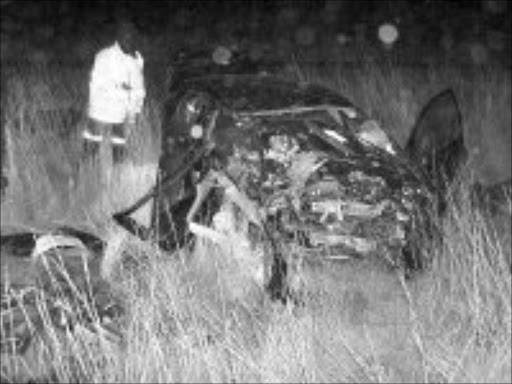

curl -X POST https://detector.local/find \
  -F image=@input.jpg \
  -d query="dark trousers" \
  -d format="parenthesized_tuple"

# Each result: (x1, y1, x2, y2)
(81, 119, 128, 164)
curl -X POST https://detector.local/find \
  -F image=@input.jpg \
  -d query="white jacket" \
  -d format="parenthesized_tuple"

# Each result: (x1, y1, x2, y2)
(88, 42, 146, 124)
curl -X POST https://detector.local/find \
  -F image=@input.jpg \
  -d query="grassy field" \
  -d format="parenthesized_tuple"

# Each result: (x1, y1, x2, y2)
(1, 56, 511, 383)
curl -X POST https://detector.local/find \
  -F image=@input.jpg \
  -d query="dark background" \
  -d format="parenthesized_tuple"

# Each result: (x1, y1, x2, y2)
(1, 0, 510, 68)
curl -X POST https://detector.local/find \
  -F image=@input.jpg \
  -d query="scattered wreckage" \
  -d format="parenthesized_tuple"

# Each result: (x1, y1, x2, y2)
(1, 226, 122, 356)
(1, 48, 470, 356)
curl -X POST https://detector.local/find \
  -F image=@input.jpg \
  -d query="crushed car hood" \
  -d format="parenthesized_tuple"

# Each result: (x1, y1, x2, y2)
(153, 73, 437, 265)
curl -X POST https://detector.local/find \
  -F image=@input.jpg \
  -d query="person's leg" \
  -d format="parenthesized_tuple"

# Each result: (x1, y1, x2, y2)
(73, 119, 107, 191)
(1, 171, 7, 200)
(111, 123, 128, 164)
(81, 119, 105, 163)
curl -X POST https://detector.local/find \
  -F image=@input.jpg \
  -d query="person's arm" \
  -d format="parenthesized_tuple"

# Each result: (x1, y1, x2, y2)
(128, 53, 146, 115)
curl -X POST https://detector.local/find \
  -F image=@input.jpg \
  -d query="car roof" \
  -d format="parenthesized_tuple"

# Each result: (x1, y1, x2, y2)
(175, 74, 366, 117)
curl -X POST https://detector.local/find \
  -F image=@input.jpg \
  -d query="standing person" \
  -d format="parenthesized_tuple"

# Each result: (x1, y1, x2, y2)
(82, 18, 146, 164)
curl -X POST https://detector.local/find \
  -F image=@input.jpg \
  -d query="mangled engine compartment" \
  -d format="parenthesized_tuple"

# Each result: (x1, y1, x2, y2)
(215, 110, 432, 267)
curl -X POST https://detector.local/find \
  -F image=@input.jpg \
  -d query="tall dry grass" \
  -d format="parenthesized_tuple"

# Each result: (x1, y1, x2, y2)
(1, 58, 510, 383)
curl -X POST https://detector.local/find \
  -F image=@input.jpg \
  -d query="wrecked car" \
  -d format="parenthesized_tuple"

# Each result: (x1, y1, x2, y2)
(113, 49, 468, 301)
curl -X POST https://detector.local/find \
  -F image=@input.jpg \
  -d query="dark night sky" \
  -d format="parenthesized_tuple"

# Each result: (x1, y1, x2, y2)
(2, 1, 510, 32)
(1, 0, 510, 67)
